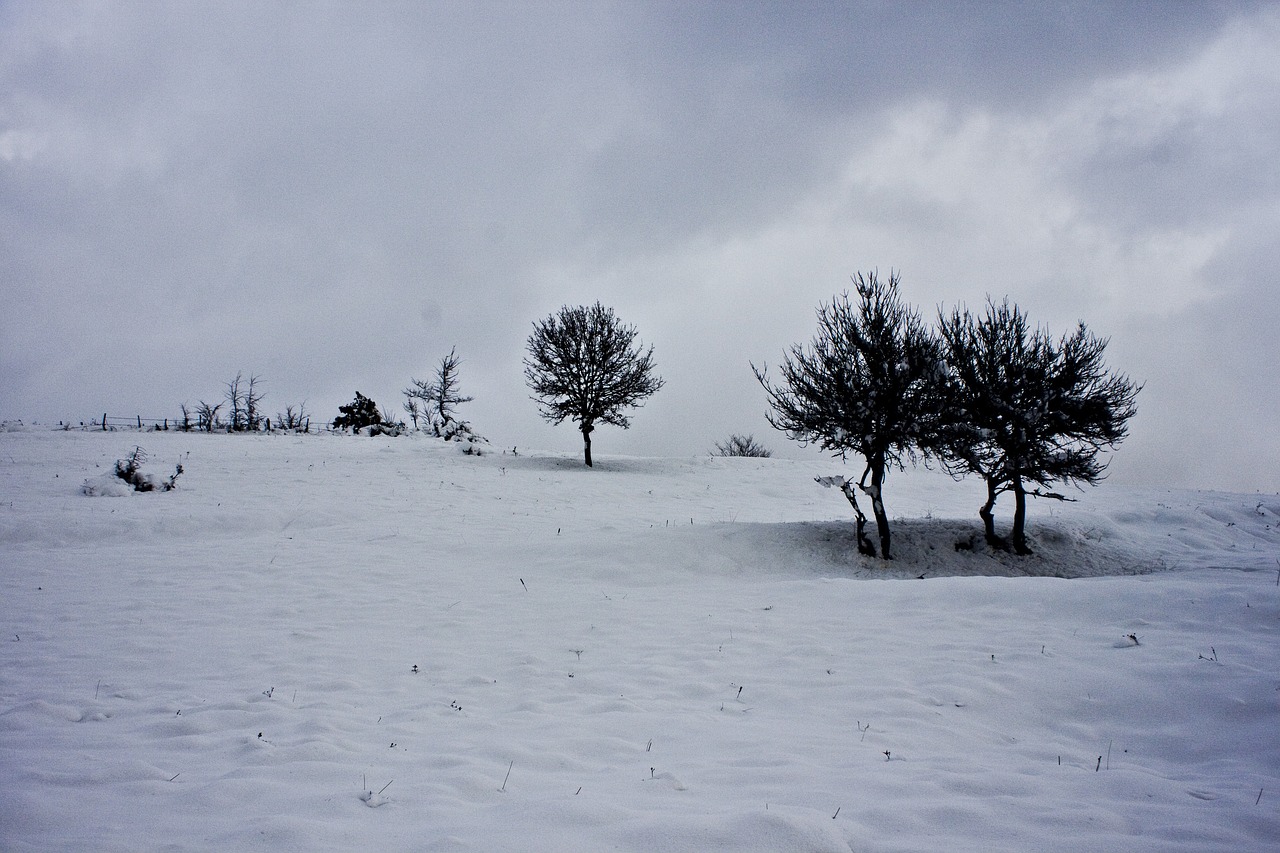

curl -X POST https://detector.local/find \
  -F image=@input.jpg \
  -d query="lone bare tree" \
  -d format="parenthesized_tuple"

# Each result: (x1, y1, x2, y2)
(524, 303, 664, 467)
(244, 374, 265, 431)
(404, 347, 475, 438)
(754, 272, 947, 559)
(225, 372, 245, 431)
(936, 299, 1140, 555)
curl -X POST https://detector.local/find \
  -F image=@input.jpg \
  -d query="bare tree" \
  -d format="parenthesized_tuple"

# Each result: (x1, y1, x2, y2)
(245, 374, 265, 431)
(524, 303, 664, 467)
(754, 272, 947, 559)
(936, 299, 1140, 555)
(404, 347, 474, 437)
(402, 397, 421, 431)
(225, 372, 244, 432)
(195, 400, 223, 432)
(713, 434, 772, 457)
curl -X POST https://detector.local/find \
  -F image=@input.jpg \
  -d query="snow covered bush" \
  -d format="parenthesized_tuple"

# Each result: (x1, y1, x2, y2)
(332, 392, 384, 432)
(82, 446, 183, 495)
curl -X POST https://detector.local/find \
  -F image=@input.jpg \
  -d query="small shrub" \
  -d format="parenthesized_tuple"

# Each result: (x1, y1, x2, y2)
(97, 446, 183, 493)
(713, 434, 772, 457)
(274, 403, 310, 432)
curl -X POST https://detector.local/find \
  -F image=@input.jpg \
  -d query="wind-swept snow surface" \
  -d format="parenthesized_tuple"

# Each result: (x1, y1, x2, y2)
(1, 429, 1277, 851)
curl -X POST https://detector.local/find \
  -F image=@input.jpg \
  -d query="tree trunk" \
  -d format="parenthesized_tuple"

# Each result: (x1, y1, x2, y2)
(839, 482, 877, 557)
(980, 478, 1009, 552)
(1011, 475, 1033, 555)
(581, 423, 593, 467)
(864, 462, 892, 559)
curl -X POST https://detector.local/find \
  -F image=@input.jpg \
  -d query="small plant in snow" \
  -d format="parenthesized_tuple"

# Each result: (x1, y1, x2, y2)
(359, 775, 393, 807)
(84, 446, 183, 495)
(713, 434, 772, 457)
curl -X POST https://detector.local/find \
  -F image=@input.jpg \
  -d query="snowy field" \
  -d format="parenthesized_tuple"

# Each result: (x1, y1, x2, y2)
(1, 426, 1277, 852)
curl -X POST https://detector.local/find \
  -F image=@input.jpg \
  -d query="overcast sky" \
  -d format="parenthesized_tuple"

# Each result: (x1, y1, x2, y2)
(3, 1, 1277, 491)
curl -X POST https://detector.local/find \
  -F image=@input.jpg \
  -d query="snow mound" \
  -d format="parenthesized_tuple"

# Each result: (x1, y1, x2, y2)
(80, 472, 133, 497)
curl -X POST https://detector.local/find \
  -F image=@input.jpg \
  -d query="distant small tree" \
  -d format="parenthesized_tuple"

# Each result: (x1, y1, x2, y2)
(225, 372, 245, 431)
(244, 374, 265, 431)
(524, 303, 664, 467)
(754, 272, 947, 559)
(178, 403, 193, 432)
(404, 347, 475, 439)
(403, 397, 421, 431)
(936, 299, 1140, 555)
(332, 392, 382, 432)
(195, 400, 223, 433)
(713, 434, 772, 458)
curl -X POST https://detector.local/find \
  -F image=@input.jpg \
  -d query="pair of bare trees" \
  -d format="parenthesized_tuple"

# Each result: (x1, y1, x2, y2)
(180, 373, 308, 432)
(182, 374, 259, 433)
(179, 373, 261, 433)
(755, 272, 1140, 558)
(223, 372, 265, 432)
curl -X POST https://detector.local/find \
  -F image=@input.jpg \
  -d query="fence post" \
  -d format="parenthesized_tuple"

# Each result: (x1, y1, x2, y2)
(137, 415, 142, 429)
(102, 413, 107, 431)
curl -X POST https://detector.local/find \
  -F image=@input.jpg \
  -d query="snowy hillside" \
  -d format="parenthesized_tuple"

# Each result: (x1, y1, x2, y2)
(1, 428, 1277, 852)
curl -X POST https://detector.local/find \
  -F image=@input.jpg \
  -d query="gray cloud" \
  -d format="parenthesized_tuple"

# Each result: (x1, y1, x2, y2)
(2, 2, 1276, 491)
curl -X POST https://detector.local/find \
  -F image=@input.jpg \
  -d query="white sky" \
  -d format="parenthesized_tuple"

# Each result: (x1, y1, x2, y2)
(2, 1, 1277, 491)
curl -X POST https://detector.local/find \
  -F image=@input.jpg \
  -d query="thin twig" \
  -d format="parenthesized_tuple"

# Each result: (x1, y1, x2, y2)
(500, 761, 513, 792)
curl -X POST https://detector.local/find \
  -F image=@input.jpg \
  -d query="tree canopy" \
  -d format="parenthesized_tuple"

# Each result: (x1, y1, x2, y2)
(524, 303, 663, 467)
(936, 299, 1141, 554)
(754, 272, 946, 558)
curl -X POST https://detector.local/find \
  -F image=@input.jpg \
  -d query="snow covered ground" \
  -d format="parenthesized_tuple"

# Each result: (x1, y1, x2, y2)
(1, 426, 1277, 852)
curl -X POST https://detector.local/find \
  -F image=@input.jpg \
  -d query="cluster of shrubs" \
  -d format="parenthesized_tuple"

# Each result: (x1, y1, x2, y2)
(330, 348, 486, 452)
(177, 372, 310, 434)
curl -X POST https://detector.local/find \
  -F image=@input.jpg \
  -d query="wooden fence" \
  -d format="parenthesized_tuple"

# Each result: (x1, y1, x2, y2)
(76, 414, 314, 433)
